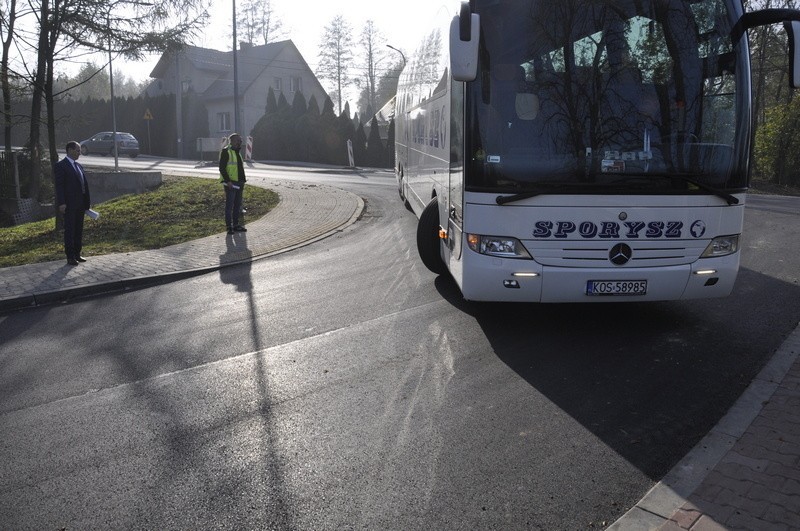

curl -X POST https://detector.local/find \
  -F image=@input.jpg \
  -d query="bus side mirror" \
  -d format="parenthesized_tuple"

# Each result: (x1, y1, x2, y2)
(735, 10, 800, 87)
(786, 20, 800, 88)
(450, 2, 480, 82)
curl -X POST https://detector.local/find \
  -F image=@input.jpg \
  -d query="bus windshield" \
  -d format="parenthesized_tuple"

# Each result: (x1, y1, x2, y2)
(466, 0, 747, 194)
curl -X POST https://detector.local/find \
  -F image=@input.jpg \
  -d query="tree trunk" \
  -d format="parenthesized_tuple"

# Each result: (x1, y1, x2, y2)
(2, 0, 17, 155)
(28, 0, 49, 201)
(46, 0, 60, 167)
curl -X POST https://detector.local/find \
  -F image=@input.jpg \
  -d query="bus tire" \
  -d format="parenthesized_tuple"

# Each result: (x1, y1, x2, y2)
(397, 169, 411, 210)
(417, 198, 447, 275)
(397, 169, 404, 200)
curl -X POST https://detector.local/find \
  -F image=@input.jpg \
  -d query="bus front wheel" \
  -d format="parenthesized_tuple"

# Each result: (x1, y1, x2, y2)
(417, 198, 447, 275)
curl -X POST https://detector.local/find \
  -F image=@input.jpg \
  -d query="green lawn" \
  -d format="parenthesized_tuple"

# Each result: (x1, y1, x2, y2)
(0, 176, 279, 268)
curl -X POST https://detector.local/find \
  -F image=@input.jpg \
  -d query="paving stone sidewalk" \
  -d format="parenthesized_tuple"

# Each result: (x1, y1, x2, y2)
(611, 322, 800, 530)
(657, 344, 800, 531)
(0, 179, 363, 312)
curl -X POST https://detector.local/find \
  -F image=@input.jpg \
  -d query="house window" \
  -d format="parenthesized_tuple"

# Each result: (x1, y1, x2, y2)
(218, 112, 231, 132)
(290, 76, 302, 93)
(274, 77, 282, 92)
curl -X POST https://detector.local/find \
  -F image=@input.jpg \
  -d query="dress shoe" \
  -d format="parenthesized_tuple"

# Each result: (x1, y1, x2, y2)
(233, 225, 247, 232)
(67, 258, 79, 265)
(227, 226, 235, 235)
(76, 256, 87, 262)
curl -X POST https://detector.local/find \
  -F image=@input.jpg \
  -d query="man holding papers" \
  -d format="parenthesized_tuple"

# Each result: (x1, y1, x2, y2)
(54, 141, 91, 265)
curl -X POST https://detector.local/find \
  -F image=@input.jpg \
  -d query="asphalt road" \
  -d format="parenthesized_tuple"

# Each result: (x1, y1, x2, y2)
(1, 162, 798, 529)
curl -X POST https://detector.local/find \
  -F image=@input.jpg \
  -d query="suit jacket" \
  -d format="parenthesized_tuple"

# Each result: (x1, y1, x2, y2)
(54, 157, 90, 210)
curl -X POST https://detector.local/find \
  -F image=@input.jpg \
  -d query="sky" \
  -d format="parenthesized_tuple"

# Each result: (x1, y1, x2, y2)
(120, 0, 452, 88)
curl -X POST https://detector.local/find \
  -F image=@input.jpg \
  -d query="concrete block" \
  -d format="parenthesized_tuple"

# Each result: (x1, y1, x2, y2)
(86, 171, 162, 204)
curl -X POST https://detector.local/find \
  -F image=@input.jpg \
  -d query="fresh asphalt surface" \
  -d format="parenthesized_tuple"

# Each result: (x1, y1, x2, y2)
(1, 160, 798, 529)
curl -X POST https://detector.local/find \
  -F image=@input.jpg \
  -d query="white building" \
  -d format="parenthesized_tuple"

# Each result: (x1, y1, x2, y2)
(145, 41, 329, 140)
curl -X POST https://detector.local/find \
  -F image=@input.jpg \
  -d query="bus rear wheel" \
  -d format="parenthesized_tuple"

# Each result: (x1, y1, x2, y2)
(417, 198, 447, 275)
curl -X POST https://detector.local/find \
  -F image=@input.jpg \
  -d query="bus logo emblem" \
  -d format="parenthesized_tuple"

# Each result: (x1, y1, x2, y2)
(609, 243, 633, 265)
(690, 220, 707, 238)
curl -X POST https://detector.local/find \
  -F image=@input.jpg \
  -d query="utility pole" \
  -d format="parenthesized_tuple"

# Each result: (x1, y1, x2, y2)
(176, 52, 183, 159)
(233, 0, 241, 134)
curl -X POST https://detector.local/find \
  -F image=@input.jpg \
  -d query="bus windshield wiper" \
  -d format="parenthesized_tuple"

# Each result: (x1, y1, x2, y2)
(495, 183, 583, 205)
(673, 175, 740, 205)
(607, 173, 740, 205)
(496, 190, 541, 205)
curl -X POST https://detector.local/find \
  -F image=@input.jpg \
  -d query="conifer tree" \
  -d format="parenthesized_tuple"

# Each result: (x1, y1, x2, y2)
(366, 115, 385, 167)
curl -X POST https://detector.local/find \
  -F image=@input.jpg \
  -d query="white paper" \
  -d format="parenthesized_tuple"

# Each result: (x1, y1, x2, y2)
(86, 209, 100, 220)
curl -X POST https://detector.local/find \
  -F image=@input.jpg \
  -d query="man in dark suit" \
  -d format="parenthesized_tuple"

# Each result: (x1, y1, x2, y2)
(54, 141, 91, 265)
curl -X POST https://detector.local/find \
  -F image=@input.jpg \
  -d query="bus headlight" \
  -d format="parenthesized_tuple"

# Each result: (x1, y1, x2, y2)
(466, 234, 532, 259)
(700, 235, 739, 258)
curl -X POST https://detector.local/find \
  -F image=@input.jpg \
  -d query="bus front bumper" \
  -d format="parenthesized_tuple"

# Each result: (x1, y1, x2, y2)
(458, 253, 740, 303)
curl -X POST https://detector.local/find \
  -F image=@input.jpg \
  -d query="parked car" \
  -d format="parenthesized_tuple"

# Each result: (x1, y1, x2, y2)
(79, 132, 140, 158)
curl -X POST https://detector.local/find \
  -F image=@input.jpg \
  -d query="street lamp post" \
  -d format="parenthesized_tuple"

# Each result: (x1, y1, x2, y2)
(107, 3, 152, 169)
(108, 13, 119, 172)
(386, 44, 407, 69)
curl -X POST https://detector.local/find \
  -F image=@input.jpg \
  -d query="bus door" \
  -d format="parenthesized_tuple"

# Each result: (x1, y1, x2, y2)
(446, 168, 464, 267)
(446, 81, 466, 277)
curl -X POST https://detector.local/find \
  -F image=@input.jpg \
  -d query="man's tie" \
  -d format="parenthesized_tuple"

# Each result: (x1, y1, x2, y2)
(72, 160, 85, 193)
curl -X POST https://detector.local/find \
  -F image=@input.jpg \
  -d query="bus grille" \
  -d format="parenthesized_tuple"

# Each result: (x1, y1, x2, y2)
(524, 239, 709, 268)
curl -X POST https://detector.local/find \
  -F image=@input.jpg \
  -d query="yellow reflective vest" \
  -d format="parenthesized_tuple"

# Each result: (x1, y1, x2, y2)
(219, 147, 241, 183)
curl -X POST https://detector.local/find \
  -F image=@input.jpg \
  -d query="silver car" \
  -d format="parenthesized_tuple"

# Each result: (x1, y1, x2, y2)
(80, 132, 140, 158)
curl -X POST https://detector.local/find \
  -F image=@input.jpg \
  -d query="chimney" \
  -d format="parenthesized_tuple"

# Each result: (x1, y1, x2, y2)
(239, 41, 252, 51)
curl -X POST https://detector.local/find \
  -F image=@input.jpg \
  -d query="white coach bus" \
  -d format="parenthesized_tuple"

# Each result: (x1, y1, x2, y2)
(395, 0, 800, 302)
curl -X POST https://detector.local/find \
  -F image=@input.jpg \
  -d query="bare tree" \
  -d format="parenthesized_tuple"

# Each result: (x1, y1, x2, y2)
(14, 0, 209, 200)
(744, 0, 799, 123)
(1, 0, 23, 155)
(240, 0, 285, 45)
(317, 14, 354, 115)
(357, 20, 385, 119)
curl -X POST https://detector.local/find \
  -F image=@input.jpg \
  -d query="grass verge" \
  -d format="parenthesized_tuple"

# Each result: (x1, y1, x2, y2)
(0, 176, 279, 268)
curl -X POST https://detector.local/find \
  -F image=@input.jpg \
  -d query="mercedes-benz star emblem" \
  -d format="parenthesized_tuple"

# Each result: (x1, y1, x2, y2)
(609, 243, 633, 265)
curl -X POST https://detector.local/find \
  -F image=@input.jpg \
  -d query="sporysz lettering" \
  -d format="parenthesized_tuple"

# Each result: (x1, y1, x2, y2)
(533, 220, 688, 239)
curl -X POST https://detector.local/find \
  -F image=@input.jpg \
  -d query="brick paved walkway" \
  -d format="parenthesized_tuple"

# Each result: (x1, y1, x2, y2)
(659, 352, 800, 530)
(611, 324, 800, 530)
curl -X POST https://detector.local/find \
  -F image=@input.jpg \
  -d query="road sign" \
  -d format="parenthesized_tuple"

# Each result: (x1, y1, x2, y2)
(143, 109, 153, 120)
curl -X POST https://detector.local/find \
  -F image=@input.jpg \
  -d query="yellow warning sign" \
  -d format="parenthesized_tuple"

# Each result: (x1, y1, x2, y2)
(143, 108, 153, 120)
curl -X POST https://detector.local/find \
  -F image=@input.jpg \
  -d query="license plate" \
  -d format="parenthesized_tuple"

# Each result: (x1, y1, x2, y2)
(586, 280, 647, 296)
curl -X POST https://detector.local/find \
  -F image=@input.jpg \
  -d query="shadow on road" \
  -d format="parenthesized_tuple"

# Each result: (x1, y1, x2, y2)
(217, 233, 297, 527)
(433, 267, 800, 481)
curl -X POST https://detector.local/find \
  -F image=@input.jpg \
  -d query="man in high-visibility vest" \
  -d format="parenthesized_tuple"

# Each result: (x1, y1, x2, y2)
(218, 133, 247, 234)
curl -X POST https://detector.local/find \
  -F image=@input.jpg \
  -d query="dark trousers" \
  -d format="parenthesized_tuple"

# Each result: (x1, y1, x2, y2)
(63, 207, 85, 259)
(224, 183, 244, 228)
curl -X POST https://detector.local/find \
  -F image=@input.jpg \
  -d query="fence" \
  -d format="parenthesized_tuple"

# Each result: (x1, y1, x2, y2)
(0, 150, 21, 199)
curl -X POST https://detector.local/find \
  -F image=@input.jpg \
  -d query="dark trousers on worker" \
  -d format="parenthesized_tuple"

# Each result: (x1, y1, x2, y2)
(63, 206, 85, 259)
(225, 183, 244, 228)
